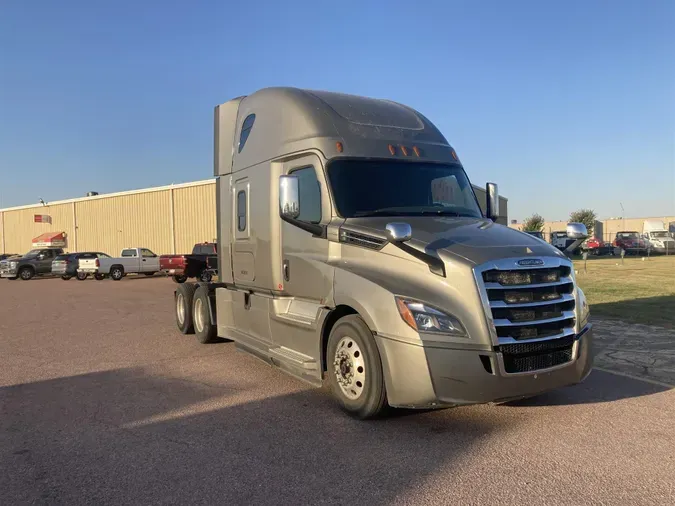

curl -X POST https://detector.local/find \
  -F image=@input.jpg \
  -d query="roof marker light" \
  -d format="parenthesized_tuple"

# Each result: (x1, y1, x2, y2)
(412, 146, 420, 157)
(388, 144, 396, 155)
(400, 146, 409, 156)
(336, 141, 343, 153)
(451, 149, 458, 161)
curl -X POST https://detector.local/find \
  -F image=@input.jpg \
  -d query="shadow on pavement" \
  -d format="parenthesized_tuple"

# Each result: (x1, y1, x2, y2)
(591, 295, 675, 329)
(503, 369, 670, 407)
(0, 367, 501, 505)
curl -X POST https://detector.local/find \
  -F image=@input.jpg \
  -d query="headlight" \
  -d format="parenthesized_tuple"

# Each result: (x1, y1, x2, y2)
(395, 297, 466, 336)
(577, 287, 589, 328)
(9, 261, 17, 269)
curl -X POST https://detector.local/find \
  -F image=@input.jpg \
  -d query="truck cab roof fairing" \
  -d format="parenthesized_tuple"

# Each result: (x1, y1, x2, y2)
(214, 87, 458, 175)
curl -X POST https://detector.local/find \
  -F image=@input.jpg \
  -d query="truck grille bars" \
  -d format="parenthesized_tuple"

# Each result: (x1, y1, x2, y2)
(474, 258, 577, 374)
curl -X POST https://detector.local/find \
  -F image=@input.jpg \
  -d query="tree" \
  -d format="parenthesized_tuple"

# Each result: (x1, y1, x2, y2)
(569, 209, 597, 237)
(522, 213, 545, 232)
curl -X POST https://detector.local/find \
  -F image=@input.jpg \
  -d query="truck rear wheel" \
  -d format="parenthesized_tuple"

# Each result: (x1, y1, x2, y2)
(95, 274, 105, 280)
(172, 275, 188, 283)
(61, 275, 72, 281)
(199, 270, 213, 283)
(175, 283, 198, 334)
(76, 272, 88, 281)
(110, 266, 124, 281)
(193, 285, 218, 344)
(326, 315, 387, 419)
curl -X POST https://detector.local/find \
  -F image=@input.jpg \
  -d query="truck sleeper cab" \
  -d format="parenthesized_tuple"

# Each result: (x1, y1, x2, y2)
(173, 87, 594, 419)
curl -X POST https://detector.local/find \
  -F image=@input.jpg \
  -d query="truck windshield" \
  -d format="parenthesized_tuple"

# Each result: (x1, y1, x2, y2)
(617, 233, 639, 239)
(650, 231, 669, 238)
(23, 249, 42, 258)
(326, 160, 483, 219)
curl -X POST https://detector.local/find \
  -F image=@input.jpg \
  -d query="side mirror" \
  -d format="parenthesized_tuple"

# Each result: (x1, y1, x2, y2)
(385, 222, 412, 243)
(566, 222, 588, 240)
(279, 175, 300, 219)
(485, 182, 499, 221)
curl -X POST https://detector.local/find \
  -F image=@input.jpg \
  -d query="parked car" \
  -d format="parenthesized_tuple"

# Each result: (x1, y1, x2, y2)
(160, 242, 218, 283)
(0, 248, 65, 280)
(97, 247, 160, 281)
(581, 238, 613, 256)
(52, 252, 111, 280)
(76, 253, 113, 280)
(613, 231, 647, 254)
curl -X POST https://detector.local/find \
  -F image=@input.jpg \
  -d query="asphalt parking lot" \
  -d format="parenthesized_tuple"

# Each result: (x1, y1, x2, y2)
(1, 276, 674, 505)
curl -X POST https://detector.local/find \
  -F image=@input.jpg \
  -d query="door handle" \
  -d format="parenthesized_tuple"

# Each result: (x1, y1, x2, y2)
(283, 259, 290, 281)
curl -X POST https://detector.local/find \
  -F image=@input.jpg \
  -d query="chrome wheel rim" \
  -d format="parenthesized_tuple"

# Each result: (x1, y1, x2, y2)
(194, 297, 204, 333)
(333, 336, 366, 400)
(176, 293, 185, 325)
(20, 270, 31, 279)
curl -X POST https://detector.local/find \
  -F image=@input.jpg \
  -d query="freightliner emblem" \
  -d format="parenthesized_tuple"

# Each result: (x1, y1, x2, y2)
(517, 258, 544, 266)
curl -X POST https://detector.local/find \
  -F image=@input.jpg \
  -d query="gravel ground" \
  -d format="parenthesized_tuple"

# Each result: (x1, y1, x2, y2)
(1, 276, 673, 505)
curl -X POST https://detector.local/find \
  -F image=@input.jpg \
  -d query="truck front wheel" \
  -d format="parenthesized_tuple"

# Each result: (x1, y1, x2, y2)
(95, 274, 105, 280)
(326, 315, 388, 419)
(175, 283, 198, 334)
(193, 285, 218, 344)
(19, 267, 34, 281)
(76, 272, 88, 281)
(199, 270, 213, 283)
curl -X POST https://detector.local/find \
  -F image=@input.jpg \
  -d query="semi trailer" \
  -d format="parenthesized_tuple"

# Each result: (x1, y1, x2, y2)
(172, 87, 593, 419)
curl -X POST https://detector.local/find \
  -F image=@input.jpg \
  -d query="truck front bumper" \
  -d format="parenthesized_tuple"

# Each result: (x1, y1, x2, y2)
(0, 268, 18, 278)
(376, 325, 593, 409)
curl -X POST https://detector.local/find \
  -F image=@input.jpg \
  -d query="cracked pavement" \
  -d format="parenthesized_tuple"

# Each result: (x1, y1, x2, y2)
(592, 318, 675, 386)
(1, 276, 674, 505)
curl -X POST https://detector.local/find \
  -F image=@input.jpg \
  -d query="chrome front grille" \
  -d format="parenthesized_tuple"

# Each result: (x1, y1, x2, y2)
(474, 257, 578, 373)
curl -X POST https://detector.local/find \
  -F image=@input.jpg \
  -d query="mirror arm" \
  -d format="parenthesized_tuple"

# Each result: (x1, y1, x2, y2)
(389, 241, 446, 277)
(280, 215, 327, 239)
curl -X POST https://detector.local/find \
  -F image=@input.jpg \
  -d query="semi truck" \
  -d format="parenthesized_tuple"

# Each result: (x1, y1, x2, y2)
(172, 87, 593, 419)
(642, 220, 675, 254)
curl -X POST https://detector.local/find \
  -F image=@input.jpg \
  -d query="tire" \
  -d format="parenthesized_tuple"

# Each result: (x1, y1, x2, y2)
(326, 315, 387, 419)
(76, 272, 88, 281)
(175, 282, 198, 334)
(19, 267, 34, 281)
(172, 275, 188, 283)
(199, 270, 213, 283)
(193, 285, 218, 344)
(110, 266, 124, 281)
(95, 274, 105, 281)
(61, 275, 72, 281)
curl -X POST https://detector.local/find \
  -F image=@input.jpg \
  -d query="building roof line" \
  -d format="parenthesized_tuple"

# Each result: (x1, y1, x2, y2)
(0, 179, 216, 213)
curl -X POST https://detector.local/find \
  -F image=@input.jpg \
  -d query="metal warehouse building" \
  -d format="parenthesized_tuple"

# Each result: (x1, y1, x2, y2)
(0, 180, 507, 256)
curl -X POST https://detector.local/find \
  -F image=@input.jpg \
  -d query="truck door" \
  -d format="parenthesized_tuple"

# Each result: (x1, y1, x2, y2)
(36, 249, 55, 273)
(141, 248, 159, 272)
(232, 179, 254, 284)
(273, 156, 334, 359)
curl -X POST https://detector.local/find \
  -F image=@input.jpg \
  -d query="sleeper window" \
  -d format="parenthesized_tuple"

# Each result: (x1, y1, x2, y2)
(238, 114, 255, 153)
(237, 190, 247, 231)
(292, 166, 322, 224)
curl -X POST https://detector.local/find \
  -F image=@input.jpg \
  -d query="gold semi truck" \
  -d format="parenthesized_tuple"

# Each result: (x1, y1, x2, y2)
(173, 87, 593, 419)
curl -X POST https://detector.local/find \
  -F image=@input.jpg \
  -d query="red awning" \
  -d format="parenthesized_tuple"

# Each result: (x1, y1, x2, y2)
(32, 232, 67, 247)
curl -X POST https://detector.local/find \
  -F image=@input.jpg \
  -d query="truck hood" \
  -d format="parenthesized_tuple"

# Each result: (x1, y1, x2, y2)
(344, 216, 565, 265)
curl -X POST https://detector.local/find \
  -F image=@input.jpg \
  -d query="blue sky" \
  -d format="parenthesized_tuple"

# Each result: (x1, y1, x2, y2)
(1, 0, 673, 222)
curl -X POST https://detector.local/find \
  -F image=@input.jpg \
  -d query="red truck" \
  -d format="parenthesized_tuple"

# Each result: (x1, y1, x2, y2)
(612, 231, 647, 255)
(160, 242, 218, 283)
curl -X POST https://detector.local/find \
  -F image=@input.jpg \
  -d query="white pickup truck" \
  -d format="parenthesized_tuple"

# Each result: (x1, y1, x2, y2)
(96, 247, 161, 281)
